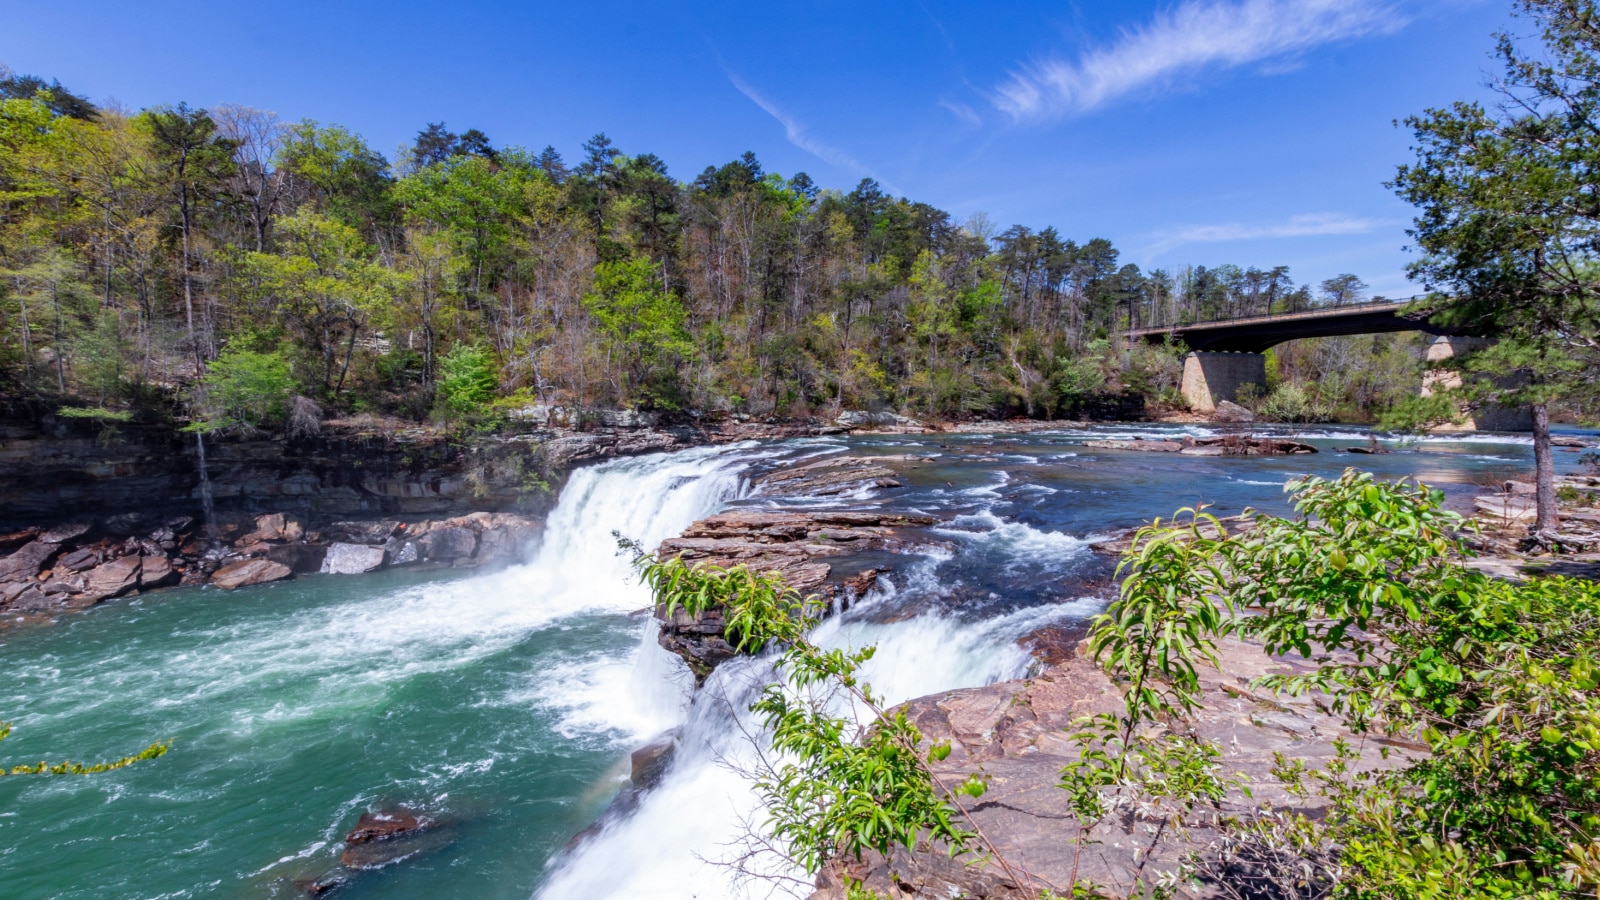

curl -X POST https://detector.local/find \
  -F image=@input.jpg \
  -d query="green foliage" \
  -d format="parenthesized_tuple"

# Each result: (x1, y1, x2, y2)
(583, 256, 690, 407)
(1377, 392, 1461, 434)
(0, 720, 169, 777)
(1112, 470, 1600, 898)
(434, 344, 499, 422)
(191, 348, 295, 432)
(637, 555, 989, 876)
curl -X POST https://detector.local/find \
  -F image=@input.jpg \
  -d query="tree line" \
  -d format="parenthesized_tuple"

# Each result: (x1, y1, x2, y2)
(0, 68, 1393, 426)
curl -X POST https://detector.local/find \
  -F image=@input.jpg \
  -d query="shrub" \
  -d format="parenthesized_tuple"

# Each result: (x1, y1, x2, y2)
(191, 348, 295, 432)
(434, 344, 499, 421)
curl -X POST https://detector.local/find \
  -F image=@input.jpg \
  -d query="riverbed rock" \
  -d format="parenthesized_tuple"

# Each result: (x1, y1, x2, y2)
(80, 555, 142, 602)
(39, 522, 91, 544)
(0, 540, 60, 581)
(211, 558, 292, 590)
(55, 547, 100, 572)
(655, 509, 939, 682)
(1211, 400, 1256, 423)
(320, 543, 386, 575)
(1084, 438, 1183, 452)
(419, 526, 477, 562)
(756, 455, 905, 498)
(266, 542, 326, 574)
(138, 555, 178, 588)
(339, 808, 445, 870)
(631, 731, 679, 790)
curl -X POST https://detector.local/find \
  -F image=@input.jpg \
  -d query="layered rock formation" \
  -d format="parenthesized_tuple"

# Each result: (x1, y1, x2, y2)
(654, 509, 937, 681)
(0, 509, 540, 624)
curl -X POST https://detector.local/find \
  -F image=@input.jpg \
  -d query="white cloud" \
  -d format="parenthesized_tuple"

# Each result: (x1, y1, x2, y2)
(940, 98, 983, 126)
(724, 70, 878, 180)
(1145, 212, 1386, 256)
(994, 0, 1406, 120)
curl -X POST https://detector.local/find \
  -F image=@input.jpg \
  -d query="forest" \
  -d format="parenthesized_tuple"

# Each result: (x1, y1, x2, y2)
(0, 68, 1421, 429)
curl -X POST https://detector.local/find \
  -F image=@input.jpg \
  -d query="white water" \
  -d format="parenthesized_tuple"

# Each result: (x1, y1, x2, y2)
(539, 537, 1096, 900)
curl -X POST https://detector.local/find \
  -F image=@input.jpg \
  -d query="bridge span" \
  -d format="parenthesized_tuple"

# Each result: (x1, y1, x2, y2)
(1121, 302, 1527, 430)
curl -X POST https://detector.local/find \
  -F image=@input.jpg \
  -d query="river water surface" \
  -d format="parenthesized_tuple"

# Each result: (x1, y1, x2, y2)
(0, 425, 1589, 899)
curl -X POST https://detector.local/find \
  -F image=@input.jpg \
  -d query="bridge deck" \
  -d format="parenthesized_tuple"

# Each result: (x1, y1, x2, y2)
(1125, 302, 1449, 353)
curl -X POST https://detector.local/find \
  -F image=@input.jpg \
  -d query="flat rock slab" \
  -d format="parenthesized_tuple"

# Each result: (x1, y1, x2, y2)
(656, 508, 939, 683)
(211, 559, 292, 590)
(81, 556, 142, 602)
(756, 455, 906, 498)
(321, 543, 386, 575)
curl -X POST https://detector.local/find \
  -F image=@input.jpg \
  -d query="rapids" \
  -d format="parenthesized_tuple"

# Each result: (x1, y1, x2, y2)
(0, 425, 1591, 898)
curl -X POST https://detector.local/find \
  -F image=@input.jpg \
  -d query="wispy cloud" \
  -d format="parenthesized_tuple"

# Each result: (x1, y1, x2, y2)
(940, 99, 983, 127)
(994, 0, 1406, 120)
(1145, 212, 1386, 256)
(724, 69, 880, 182)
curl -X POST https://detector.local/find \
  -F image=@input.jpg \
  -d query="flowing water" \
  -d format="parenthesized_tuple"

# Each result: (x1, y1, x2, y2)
(0, 425, 1592, 899)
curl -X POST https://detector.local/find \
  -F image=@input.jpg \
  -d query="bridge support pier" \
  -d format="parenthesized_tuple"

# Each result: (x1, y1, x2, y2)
(1421, 336, 1533, 432)
(1180, 351, 1266, 413)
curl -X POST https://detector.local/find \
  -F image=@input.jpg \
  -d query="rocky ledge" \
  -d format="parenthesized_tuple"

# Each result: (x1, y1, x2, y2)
(0, 509, 539, 625)
(654, 509, 938, 682)
(1084, 434, 1317, 456)
(813, 633, 1418, 899)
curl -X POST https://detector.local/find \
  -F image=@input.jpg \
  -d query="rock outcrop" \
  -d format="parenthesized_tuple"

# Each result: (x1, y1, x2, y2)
(655, 509, 938, 682)
(813, 634, 1419, 899)
(1084, 434, 1317, 456)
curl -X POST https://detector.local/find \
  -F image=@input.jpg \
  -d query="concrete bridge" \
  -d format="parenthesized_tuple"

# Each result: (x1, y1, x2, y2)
(1124, 302, 1528, 430)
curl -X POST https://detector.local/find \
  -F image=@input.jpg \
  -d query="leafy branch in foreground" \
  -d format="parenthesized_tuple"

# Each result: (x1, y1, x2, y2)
(0, 721, 169, 776)
(638, 553, 1023, 889)
(1105, 469, 1600, 898)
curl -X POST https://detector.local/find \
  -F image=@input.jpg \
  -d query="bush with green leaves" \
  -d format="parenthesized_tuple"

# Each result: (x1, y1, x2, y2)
(1102, 470, 1600, 898)
(434, 343, 499, 422)
(638, 555, 1019, 887)
(190, 348, 295, 432)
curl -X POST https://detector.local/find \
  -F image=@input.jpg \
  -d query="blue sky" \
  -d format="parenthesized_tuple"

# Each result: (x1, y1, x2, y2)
(2, 0, 1514, 296)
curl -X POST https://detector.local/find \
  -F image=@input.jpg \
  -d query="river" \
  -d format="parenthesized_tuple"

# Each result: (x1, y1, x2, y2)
(0, 424, 1589, 899)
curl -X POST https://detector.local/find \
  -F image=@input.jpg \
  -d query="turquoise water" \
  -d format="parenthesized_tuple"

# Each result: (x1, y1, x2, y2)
(0, 426, 1590, 899)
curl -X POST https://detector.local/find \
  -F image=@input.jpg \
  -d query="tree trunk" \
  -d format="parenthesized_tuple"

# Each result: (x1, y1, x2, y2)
(1532, 403, 1560, 536)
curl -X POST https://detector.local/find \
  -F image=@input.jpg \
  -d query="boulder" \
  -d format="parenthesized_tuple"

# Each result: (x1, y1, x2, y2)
(212, 559, 292, 589)
(631, 732, 678, 790)
(240, 512, 286, 543)
(1211, 400, 1256, 423)
(138, 555, 178, 588)
(328, 520, 400, 545)
(345, 808, 432, 845)
(267, 543, 327, 574)
(40, 573, 87, 595)
(339, 807, 447, 870)
(81, 556, 142, 602)
(0, 528, 38, 552)
(39, 522, 92, 544)
(383, 536, 421, 566)
(320, 543, 386, 575)
(0, 540, 60, 581)
(419, 527, 477, 562)
(55, 548, 100, 572)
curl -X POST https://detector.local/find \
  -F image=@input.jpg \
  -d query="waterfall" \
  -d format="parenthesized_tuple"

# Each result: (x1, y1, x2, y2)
(194, 430, 220, 547)
(535, 549, 1087, 900)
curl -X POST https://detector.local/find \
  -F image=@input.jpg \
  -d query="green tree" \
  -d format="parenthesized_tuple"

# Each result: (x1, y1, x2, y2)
(1393, 0, 1600, 537)
(192, 347, 294, 431)
(434, 343, 498, 421)
(582, 256, 691, 406)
